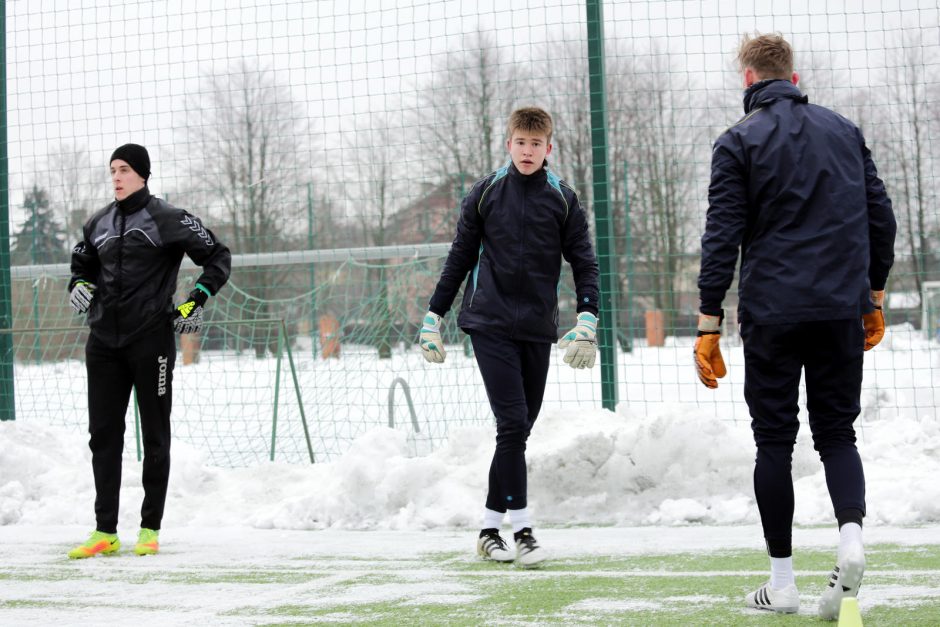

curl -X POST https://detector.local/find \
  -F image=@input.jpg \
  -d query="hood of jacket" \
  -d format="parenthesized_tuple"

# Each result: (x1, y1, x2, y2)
(743, 79, 808, 114)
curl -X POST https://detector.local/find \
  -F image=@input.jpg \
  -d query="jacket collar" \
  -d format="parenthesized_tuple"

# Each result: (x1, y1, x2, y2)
(743, 79, 808, 114)
(508, 159, 549, 184)
(116, 186, 153, 214)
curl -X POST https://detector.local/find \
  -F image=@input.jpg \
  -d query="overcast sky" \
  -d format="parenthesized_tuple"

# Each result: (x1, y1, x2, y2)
(6, 0, 937, 227)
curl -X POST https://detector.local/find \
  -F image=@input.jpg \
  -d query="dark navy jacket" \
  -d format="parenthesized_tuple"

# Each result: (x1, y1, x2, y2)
(699, 80, 896, 324)
(70, 187, 232, 348)
(429, 160, 599, 343)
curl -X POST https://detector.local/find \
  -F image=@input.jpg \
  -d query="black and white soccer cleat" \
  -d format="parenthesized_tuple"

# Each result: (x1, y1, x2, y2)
(818, 546, 865, 620)
(745, 582, 800, 614)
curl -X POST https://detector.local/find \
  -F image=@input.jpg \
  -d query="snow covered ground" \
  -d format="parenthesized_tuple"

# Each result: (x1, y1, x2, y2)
(1, 524, 939, 626)
(0, 325, 938, 623)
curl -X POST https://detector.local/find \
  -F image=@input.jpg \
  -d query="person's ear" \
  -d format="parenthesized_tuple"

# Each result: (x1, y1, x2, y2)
(791, 71, 799, 85)
(743, 67, 756, 88)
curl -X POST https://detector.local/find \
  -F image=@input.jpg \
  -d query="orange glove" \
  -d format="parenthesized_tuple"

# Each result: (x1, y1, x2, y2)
(694, 313, 726, 389)
(862, 290, 886, 351)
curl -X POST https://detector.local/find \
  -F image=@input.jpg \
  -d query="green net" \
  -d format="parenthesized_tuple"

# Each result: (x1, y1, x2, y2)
(9, 250, 597, 465)
(2, 1, 938, 465)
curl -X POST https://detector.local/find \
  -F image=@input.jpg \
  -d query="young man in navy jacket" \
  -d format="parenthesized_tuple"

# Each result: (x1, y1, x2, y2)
(695, 34, 896, 618)
(420, 107, 600, 566)
(67, 144, 231, 558)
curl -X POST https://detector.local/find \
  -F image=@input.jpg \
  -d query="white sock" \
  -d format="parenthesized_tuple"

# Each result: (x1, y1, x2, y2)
(508, 507, 531, 533)
(838, 522, 863, 561)
(770, 556, 795, 589)
(482, 508, 504, 531)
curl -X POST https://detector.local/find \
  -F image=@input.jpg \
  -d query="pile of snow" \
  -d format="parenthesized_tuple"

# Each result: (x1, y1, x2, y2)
(3, 403, 939, 530)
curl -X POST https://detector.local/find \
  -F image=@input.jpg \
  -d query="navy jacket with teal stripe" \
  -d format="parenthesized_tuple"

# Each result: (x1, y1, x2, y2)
(429, 160, 599, 343)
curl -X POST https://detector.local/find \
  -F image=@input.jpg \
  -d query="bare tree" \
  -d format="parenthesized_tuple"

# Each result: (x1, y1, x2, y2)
(346, 114, 400, 358)
(606, 47, 707, 337)
(540, 38, 594, 210)
(182, 61, 312, 356)
(873, 34, 938, 306)
(412, 30, 519, 182)
(47, 144, 101, 247)
(186, 61, 309, 255)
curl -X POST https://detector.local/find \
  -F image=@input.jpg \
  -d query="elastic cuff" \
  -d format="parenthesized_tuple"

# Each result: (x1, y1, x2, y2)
(765, 538, 792, 558)
(836, 508, 864, 529)
(697, 311, 723, 333)
(576, 304, 599, 316)
(195, 283, 212, 298)
(699, 291, 725, 316)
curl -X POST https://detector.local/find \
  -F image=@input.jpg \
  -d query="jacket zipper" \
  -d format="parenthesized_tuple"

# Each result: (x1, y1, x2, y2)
(116, 211, 125, 344)
(512, 185, 527, 337)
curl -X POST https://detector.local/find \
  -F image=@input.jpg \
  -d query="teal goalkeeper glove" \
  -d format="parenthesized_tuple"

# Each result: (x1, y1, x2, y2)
(419, 311, 446, 363)
(558, 312, 598, 369)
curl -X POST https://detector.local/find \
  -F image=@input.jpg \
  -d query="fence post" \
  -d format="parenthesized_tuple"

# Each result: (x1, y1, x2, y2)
(280, 320, 315, 464)
(0, 1, 15, 421)
(307, 182, 318, 362)
(270, 324, 283, 461)
(586, 0, 619, 411)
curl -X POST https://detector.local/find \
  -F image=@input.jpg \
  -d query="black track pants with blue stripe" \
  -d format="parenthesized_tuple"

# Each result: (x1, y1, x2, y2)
(471, 333, 552, 512)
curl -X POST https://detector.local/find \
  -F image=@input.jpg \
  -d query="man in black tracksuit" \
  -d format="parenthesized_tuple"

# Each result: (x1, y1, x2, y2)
(66, 144, 231, 558)
(695, 35, 896, 618)
(419, 107, 599, 567)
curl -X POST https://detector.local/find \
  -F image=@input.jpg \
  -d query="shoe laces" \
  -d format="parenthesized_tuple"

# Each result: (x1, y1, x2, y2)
(516, 531, 539, 552)
(482, 530, 508, 551)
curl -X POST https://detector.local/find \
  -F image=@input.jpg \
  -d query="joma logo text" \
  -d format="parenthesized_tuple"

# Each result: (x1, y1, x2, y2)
(157, 356, 168, 396)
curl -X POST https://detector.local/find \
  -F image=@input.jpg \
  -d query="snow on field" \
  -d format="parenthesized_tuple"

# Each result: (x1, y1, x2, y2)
(1, 524, 939, 627)
(1, 326, 938, 625)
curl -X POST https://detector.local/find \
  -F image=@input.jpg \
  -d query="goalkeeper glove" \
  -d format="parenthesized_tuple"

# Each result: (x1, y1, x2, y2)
(69, 281, 96, 314)
(558, 312, 597, 369)
(419, 311, 446, 363)
(694, 312, 726, 389)
(173, 285, 210, 334)
(862, 289, 886, 351)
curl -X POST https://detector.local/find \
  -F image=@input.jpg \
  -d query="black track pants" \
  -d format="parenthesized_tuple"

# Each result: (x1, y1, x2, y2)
(470, 333, 551, 512)
(742, 319, 866, 557)
(85, 323, 176, 533)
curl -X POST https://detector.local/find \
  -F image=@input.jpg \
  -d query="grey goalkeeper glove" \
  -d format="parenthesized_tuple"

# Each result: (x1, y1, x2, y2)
(558, 312, 598, 369)
(173, 286, 210, 334)
(69, 281, 96, 314)
(419, 311, 446, 363)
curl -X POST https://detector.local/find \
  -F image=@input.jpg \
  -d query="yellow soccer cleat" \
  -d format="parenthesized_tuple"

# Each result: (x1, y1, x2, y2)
(134, 528, 160, 556)
(68, 530, 120, 559)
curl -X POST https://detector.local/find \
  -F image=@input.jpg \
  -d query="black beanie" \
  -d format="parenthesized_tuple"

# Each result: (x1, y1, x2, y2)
(110, 143, 151, 181)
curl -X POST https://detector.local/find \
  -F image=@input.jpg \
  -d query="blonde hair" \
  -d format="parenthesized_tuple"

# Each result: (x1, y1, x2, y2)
(737, 33, 793, 80)
(507, 107, 553, 142)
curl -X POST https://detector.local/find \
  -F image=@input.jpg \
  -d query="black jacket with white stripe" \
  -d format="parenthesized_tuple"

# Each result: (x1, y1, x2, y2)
(69, 186, 231, 348)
